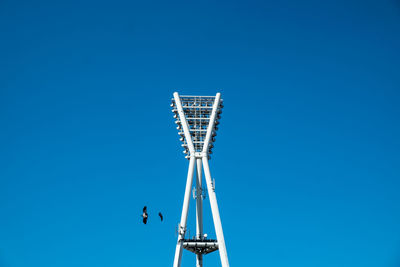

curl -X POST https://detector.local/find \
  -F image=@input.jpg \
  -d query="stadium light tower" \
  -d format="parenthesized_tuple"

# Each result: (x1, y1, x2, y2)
(171, 92, 230, 267)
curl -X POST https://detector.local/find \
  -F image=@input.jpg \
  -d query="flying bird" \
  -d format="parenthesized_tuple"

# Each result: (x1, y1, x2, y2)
(158, 212, 163, 222)
(142, 206, 148, 224)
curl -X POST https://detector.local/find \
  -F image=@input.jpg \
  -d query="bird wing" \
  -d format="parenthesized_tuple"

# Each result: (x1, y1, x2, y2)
(143, 217, 147, 224)
(143, 206, 147, 213)
(159, 212, 163, 221)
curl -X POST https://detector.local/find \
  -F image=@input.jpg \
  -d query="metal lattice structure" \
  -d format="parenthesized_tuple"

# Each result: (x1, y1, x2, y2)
(171, 92, 230, 267)
(172, 95, 222, 156)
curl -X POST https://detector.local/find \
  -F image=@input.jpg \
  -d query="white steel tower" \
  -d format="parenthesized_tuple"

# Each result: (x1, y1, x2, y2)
(171, 92, 230, 267)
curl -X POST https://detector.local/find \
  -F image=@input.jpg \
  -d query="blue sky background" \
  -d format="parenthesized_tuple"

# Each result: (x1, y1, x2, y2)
(1, 0, 400, 266)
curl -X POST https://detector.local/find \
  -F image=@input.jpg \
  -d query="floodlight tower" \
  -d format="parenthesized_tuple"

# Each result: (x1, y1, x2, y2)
(171, 92, 229, 267)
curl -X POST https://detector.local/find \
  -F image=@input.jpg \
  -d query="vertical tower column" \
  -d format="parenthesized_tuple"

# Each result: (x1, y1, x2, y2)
(195, 158, 204, 267)
(173, 156, 196, 267)
(202, 157, 230, 267)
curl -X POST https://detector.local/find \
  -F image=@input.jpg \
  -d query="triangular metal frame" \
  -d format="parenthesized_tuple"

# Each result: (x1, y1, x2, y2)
(172, 92, 229, 267)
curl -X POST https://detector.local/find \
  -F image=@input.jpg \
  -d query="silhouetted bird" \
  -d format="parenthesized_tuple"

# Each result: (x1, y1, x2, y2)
(142, 206, 148, 224)
(158, 212, 163, 222)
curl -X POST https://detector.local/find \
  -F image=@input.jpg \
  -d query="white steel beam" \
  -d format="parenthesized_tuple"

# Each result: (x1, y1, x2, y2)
(173, 92, 195, 155)
(173, 156, 196, 267)
(196, 158, 203, 267)
(202, 93, 221, 153)
(202, 157, 230, 267)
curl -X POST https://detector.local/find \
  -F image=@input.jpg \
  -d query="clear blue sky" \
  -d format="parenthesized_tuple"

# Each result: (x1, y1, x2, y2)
(1, 0, 400, 266)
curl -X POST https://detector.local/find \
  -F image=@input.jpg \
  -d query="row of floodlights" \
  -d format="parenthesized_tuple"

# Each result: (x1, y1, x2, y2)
(173, 100, 223, 108)
(170, 98, 224, 108)
(174, 120, 220, 131)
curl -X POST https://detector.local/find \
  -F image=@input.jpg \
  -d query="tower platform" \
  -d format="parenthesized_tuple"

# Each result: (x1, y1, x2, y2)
(182, 238, 219, 255)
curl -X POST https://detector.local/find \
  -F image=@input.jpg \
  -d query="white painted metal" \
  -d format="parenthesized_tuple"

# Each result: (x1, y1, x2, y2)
(196, 158, 203, 267)
(173, 92, 195, 154)
(173, 156, 196, 267)
(202, 157, 230, 267)
(172, 92, 229, 267)
(202, 93, 221, 153)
